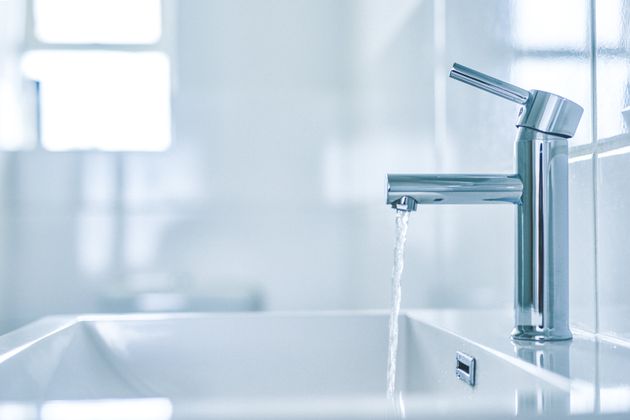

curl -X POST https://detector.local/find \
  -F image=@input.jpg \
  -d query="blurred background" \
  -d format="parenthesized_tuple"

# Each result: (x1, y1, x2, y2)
(0, 0, 627, 339)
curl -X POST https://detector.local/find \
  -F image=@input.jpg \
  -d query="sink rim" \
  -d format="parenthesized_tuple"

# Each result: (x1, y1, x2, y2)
(0, 309, 627, 418)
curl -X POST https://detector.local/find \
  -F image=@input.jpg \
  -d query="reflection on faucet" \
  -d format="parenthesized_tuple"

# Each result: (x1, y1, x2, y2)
(387, 63, 584, 341)
(386, 174, 523, 205)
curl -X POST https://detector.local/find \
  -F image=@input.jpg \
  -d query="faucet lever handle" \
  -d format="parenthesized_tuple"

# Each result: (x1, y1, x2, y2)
(449, 63, 530, 105)
(449, 62, 583, 138)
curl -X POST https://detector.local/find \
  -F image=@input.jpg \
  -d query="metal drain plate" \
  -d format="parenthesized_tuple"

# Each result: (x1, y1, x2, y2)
(455, 351, 476, 386)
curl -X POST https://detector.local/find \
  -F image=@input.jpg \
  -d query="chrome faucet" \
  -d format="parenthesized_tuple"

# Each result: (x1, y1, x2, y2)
(387, 63, 583, 341)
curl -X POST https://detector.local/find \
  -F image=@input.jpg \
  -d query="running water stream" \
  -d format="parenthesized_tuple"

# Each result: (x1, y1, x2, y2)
(386, 209, 411, 399)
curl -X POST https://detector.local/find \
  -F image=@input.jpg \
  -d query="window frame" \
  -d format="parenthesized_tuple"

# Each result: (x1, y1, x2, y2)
(20, 0, 177, 152)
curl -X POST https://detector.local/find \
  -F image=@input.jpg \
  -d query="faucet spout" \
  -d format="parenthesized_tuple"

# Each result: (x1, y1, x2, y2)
(387, 174, 523, 206)
(390, 196, 418, 212)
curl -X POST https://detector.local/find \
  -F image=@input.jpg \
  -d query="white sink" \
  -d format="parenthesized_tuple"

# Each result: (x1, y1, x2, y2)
(0, 310, 626, 419)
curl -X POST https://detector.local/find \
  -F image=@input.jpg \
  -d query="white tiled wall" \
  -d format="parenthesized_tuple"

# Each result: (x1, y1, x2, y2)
(597, 150, 630, 338)
(594, 0, 630, 341)
(0, 0, 441, 329)
(551, 0, 630, 341)
(569, 155, 597, 332)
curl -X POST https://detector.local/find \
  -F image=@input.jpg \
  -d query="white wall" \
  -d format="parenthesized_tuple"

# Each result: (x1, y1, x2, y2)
(1, 0, 356, 330)
(3, 0, 629, 344)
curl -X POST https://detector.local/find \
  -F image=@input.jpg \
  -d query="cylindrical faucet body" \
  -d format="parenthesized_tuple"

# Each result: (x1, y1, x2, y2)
(512, 127, 571, 341)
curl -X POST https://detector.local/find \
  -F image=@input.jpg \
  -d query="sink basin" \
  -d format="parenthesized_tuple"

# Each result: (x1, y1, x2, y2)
(0, 310, 626, 419)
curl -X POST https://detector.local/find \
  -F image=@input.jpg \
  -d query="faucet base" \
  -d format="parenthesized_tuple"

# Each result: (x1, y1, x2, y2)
(511, 326, 572, 342)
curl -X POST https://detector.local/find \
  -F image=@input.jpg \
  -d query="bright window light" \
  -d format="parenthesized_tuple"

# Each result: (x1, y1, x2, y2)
(0, 77, 36, 150)
(22, 50, 171, 151)
(34, 0, 161, 44)
(41, 398, 173, 420)
(512, 0, 587, 50)
(595, 58, 629, 138)
(597, 0, 623, 48)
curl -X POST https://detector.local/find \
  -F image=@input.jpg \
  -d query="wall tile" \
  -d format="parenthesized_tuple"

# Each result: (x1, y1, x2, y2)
(569, 156, 596, 332)
(595, 0, 630, 341)
(597, 148, 630, 339)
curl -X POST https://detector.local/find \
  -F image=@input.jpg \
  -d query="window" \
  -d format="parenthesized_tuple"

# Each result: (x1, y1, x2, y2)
(19, 0, 172, 151)
(33, 0, 162, 44)
(512, 0, 588, 51)
(0, 0, 38, 150)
